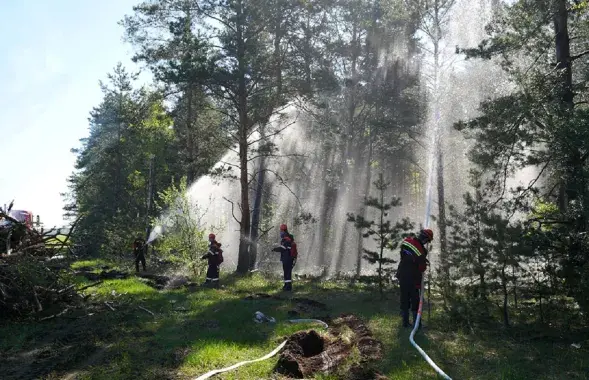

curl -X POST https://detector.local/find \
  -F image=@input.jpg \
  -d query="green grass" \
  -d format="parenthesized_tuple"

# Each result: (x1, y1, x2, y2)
(45, 234, 70, 248)
(0, 261, 588, 380)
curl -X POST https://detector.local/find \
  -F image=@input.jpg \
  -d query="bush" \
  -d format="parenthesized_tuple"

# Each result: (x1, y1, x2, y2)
(151, 177, 211, 276)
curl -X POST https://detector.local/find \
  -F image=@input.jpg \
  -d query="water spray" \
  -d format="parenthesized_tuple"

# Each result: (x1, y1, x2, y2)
(409, 116, 453, 380)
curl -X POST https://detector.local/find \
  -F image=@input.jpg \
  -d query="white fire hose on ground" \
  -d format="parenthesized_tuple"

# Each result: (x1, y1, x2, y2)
(193, 313, 328, 380)
(409, 275, 452, 379)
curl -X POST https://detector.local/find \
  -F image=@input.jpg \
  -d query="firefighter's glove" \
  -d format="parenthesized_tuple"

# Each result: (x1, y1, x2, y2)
(292, 258, 297, 267)
(272, 247, 282, 252)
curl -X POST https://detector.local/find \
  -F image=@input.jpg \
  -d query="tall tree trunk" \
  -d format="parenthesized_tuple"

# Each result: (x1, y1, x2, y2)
(378, 174, 385, 298)
(303, 15, 312, 94)
(186, 86, 196, 184)
(115, 93, 124, 213)
(356, 130, 373, 278)
(501, 260, 510, 327)
(250, 9, 283, 270)
(332, 19, 360, 274)
(553, 0, 574, 213)
(249, 129, 266, 270)
(316, 146, 335, 269)
(432, 3, 449, 281)
(236, 0, 251, 274)
(512, 264, 518, 309)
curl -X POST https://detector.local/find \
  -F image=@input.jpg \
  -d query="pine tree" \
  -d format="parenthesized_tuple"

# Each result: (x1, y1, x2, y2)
(348, 173, 413, 297)
(455, 0, 589, 314)
(65, 65, 178, 256)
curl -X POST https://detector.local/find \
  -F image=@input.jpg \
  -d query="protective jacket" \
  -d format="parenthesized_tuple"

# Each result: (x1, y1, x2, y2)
(133, 239, 145, 257)
(272, 234, 293, 261)
(202, 240, 223, 266)
(396, 236, 428, 287)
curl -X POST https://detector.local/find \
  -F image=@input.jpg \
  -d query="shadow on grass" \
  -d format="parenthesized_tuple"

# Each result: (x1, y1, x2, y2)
(2, 272, 588, 380)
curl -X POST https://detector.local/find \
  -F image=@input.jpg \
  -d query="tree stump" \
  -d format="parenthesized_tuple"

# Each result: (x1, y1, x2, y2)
(274, 314, 384, 379)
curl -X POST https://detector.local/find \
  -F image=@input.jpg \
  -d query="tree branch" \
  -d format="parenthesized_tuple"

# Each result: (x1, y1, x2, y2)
(222, 197, 241, 225)
(571, 49, 589, 61)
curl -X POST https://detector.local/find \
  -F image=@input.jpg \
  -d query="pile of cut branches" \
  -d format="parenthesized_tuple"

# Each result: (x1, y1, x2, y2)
(0, 207, 82, 319)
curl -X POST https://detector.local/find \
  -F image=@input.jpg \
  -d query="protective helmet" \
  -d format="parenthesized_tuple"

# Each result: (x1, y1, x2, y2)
(280, 224, 288, 231)
(420, 228, 434, 242)
(208, 233, 216, 240)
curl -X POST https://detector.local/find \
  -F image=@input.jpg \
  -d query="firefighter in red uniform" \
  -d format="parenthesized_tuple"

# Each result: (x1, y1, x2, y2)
(201, 233, 223, 287)
(396, 228, 433, 328)
(272, 224, 297, 291)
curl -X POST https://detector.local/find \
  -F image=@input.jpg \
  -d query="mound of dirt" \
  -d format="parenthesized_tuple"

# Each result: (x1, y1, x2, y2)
(274, 313, 385, 379)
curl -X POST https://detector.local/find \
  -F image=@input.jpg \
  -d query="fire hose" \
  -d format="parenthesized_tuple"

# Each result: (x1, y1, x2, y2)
(193, 317, 328, 380)
(410, 153, 453, 380)
(409, 274, 452, 379)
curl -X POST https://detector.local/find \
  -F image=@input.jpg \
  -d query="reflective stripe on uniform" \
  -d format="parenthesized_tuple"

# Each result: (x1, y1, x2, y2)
(284, 280, 292, 283)
(402, 241, 422, 256)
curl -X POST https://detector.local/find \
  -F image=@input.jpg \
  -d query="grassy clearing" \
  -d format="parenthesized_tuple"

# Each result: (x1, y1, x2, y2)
(0, 260, 588, 380)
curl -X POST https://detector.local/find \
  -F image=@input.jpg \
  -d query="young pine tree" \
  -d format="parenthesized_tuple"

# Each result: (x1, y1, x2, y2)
(348, 173, 413, 297)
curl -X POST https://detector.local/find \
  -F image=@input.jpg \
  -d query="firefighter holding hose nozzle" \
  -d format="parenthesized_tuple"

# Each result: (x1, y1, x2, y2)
(133, 236, 147, 272)
(396, 228, 433, 328)
(272, 224, 298, 291)
(201, 233, 223, 288)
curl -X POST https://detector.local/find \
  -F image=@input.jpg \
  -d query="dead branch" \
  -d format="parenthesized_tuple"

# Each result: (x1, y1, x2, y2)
(571, 49, 589, 61)
(104, 302, 115, 311)
(76, 281, 103, 292)
(138, 305, 155, 316)
(33, 288, 43, 312)
(222, 197, 242, 225)
(39, 307, 70, 322)
(259, 168, 303, 207)
(258, 226, 274, 240)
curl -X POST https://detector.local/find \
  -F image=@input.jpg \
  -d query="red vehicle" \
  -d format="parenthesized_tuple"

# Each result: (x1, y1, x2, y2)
(0, 210, 34, 254)
(7, 210, 33, 228)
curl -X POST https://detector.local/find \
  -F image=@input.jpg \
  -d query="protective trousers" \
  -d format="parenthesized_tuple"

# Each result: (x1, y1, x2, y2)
(206, 264, 219, 285)
(400, 279, 419, 327)
(135, 253, 146, 272)
(282, 257, 293, 291)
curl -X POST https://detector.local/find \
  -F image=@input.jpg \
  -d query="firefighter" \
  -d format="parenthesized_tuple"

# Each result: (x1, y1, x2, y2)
(396, 228, 433, 328)
(272, 224, 297, 291)
(201, 233, 223, 287)
(133, 236, 147, 272)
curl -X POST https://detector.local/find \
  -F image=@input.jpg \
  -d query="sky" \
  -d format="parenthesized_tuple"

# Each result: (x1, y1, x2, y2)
(0, 0, 147, 228)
